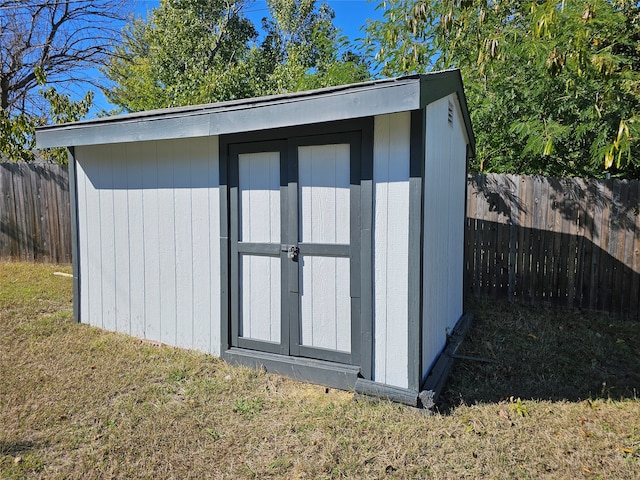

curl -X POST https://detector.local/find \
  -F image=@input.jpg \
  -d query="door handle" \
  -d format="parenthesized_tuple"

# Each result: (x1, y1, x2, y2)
(281, 244, 299, 260)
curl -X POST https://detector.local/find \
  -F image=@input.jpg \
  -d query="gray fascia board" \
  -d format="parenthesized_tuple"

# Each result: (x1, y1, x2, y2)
(36, 78, 422, 148)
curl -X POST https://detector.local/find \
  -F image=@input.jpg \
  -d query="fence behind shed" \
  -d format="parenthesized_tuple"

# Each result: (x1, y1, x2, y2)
(0, 162, 71, 263)
(465, 174, 640, 320)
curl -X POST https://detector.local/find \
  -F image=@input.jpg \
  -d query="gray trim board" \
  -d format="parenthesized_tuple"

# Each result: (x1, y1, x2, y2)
(36, 71, 474, 154)
(236, 243, 281, 255)
(219, 140, 230, 354)
(225, 347, 421, 407)
(407, 109, 425, 391)
(67, 147, 81, 324)
(36, 79, 421, 148)
(297, 244, 349, 256)
(223, 347, 361, 391)
(358, 121, 374, 381)
(355, 379, 419, 406)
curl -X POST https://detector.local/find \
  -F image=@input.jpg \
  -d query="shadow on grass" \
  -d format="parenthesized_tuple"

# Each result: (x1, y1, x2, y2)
(0, 440, 36, 456)
(438, 298, 640, 412)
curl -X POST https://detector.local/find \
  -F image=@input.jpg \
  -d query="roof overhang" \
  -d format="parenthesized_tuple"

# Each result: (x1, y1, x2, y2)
(36, 70, 475, 153)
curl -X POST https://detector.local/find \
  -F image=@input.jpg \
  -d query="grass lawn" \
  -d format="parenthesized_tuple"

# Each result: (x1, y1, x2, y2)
(1, 262, 639, 479)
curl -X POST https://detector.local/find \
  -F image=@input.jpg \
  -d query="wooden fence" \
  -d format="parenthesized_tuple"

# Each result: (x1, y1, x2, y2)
(2, 164, 639, 319)
(466, 174, 640, 319)
(0, 162, 71, 263)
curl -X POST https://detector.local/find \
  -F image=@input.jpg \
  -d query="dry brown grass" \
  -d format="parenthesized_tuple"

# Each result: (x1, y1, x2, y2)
(1, 262, 639, 479)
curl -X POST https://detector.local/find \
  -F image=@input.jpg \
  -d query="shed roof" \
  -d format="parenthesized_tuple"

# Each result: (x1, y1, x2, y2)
(36, 70, 475, 152)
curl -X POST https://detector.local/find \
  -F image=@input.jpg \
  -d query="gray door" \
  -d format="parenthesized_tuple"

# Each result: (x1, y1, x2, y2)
(229, 133, 361, 365)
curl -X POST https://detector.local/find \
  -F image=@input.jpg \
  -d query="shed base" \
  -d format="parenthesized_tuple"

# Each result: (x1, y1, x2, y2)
(223, 348, 361, 391)
(223, 348, 422, 406)
(420, 311, 474, 408)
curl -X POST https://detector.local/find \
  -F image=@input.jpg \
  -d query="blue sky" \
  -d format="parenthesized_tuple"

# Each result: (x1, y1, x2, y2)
(87, 0, 382, 114)
(132, 0, 382, 42)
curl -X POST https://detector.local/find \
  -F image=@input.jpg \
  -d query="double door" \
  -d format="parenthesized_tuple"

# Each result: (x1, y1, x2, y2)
(229, 133, 361, 365)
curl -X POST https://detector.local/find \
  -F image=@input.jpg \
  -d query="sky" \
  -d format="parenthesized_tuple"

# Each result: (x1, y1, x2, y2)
(88, 0, 383, 114)
(131, 0, 382, 42)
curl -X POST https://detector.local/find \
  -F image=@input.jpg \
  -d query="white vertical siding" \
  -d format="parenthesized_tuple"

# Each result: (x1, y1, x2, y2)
(75, 136, 221, 356)
(422, 95, 467, 378)
(142, 143, 161, 343)
(238, 152, 281, 243)
(76, 155, 100, 328)
(299, 255, 351, 352)
(157, 141, 177, 346)
(298, 144, 350, 244)
(239, 255, 281, 342)
(98, 147, 116, 332)
(191, 140, 215, 353)
(111, 144, 130, 335)
(373, 112, 411, 389)
(298, 144, 351, 352)
(125, 142, 145, 339)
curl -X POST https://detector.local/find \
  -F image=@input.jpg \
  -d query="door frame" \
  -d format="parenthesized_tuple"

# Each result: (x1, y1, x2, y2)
(219, 118, 374, 383)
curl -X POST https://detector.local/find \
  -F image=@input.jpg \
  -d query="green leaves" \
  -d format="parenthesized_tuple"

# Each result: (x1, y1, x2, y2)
(1, 76, 95, 164)
(103, 0, 370, 112)
(367, 0, 640, 178)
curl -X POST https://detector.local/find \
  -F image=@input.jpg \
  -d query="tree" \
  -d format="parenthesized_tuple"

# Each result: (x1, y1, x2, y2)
(104, 0, 259, 111)
(1, 0, 128, 163)
(0, 71, 94, 163)
(103, 0, 370, 112)
(367, 0, 640, 178)
(0, 0, 128, 116)
(255, 0, 370, 95)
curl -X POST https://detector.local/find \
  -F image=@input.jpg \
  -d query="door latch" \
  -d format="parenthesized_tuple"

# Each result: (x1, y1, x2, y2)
(281, 244, 299, 260)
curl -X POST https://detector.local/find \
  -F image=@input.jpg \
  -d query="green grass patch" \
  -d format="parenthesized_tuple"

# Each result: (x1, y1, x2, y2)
(1, 262, 639, 478)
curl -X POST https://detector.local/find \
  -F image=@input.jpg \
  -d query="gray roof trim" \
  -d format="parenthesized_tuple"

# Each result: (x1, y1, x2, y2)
(36, 71, 475, 149)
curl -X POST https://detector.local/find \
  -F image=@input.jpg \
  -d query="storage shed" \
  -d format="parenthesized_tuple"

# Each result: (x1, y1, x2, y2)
(36, 70, 475, 406)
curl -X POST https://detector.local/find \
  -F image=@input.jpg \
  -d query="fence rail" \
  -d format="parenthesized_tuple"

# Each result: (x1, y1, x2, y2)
(2, 164, 639, 318)
(466, 174, 640, 319)
(0, 162, 71, 263)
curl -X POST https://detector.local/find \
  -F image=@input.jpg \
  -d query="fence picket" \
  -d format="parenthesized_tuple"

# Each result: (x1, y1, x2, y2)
(1, 162, 70, 263)
(466, 173, 640, 320)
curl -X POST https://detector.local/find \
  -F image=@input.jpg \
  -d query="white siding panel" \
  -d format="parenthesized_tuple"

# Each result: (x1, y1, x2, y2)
(156, 140, 177, 346)
(75, 157, 91, 328)
(239, 254, 281, 342)
(125, 142, 146, 338)
(98, 148, 116, 332)
(142, 144, 162, 343)
(373, 112, 411, 389)
(111, 144, 131, 334)
(174, 148, 194, 349)
(191, 137, 213, 353)
(74, 137, 221, 356)
(238, 152, 280, 243)
(298, 145, 350, 244)
(82, 148, 102, 328)
(299, 255, 351, 352)
(422, 95, 466, 379)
